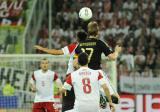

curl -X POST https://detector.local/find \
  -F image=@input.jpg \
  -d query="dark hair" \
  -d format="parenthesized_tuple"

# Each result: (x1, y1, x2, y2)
(78, 52, 88, 66)
(77, 30, 88, 42)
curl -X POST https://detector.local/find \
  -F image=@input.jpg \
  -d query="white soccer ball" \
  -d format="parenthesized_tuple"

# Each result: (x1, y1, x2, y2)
(79, 7, 92, 21)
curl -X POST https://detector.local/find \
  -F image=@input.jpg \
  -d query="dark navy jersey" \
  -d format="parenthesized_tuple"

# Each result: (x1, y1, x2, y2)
(75, 38, 113, 70)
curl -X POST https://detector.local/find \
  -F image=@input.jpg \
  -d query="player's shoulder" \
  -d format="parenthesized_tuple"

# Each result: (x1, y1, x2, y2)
(33, 70, 42, 78)
(34, 69, 41, 74)
(97, 39, 105, 44)
(89, 69, 99, 74)
(97, 39, 110, 47)
(70, 70, 77, 76)
(70, 69, 81, 77)
(47, 70, 56, 74)
(68, 42, 78, 47)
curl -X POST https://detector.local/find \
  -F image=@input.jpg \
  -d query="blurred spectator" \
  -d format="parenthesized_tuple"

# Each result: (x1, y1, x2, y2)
(154, 49, 160, 76)
(2, 80, 15, 96)
(120, 48, 134, 71)
(134, 50, 146, 72)
(5, 30, 17, 53)
(118, 61, 130, 76)
(122, 0, 137, 10)
(129, 69, 141, 77)
(141, 66, 153, 77)
(145, 48, 156, 69)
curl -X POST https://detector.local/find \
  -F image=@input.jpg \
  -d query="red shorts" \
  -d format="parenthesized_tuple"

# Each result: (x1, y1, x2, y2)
(32, 102, 57, 112)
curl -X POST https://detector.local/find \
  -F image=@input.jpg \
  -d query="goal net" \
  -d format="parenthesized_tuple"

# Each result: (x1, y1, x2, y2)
(0, 54, 117, 112)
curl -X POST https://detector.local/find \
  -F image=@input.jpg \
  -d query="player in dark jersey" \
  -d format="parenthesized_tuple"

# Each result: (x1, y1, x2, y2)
(75, 21, 122, 108)
(76, 21, 121, 68)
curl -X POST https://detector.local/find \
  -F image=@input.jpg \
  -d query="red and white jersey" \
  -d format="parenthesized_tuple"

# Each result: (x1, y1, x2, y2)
(61, 42, 78, 74)
(30, 70, 58, 103)
(63, 67, 106, 112)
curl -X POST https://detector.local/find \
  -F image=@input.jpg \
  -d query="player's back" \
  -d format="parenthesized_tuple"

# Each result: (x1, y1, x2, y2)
(71, 67, 101, 112)
(76, 38, 112, 70)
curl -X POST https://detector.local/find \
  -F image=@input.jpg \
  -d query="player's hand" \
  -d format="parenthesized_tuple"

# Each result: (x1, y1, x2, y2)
(115, 45, 122, 53)
(109, 103, 115, 112)
(31, 86, 37, 92)
(34, 45, 44, 51)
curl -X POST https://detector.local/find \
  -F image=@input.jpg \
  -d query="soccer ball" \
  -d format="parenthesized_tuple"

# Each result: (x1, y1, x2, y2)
(79, 7, 92, 21)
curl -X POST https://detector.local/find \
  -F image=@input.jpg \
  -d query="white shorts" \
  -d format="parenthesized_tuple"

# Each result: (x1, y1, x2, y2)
(69, 101, 100, 112)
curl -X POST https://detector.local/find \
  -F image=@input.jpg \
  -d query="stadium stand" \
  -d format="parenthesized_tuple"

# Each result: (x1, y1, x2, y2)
(36, 0, 160, 77)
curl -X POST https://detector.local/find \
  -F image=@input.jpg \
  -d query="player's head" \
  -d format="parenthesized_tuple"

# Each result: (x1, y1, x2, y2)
(40, 58, 49, 71)
(87, 21, 99, 37)
(76, 30, 88, 42)
(78, 52, 88, 66)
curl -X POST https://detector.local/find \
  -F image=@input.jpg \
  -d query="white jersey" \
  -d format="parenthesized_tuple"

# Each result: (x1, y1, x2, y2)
(63, 67, 106, 112)
(62, 42, 78, 74)
(30, 69, 58, 103)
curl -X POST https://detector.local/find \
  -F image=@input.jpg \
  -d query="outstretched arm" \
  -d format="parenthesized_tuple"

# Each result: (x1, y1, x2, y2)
(34, 45, 64, 55)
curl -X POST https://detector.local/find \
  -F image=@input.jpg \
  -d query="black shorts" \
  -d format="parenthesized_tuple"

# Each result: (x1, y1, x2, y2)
(62, 87, 75, 112)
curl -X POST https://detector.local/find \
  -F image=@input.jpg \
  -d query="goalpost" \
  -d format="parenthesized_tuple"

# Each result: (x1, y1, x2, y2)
(0, 54, 117, 112)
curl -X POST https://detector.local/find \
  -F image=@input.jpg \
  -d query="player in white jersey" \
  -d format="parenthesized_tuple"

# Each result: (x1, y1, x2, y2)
(34, 31, 88, 112)
(30, 58, 62, 112)
(59, 52, 115, 112)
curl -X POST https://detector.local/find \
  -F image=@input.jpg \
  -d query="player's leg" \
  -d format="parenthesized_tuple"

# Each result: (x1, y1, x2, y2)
(32, 102, 44, 112)
(62, 88, 75, 112)
(44, 102, 56, 112)
(98, 70, 120, 104)
(100, 102, 115, 112)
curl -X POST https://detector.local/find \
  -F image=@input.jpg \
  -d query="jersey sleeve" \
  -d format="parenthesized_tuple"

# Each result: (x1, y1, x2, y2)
(97, 40, 113, 56)
(53, 72, 58, 81)
(62, 43, 77, 55)
(63, 74, 72, 90)
(98, 72, 106, 85)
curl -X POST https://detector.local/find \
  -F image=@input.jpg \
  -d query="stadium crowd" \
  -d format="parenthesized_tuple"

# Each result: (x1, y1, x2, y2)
(36, 0, 160, 77)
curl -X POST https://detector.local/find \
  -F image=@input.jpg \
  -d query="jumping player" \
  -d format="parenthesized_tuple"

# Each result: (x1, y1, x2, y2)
(75, 21, 122, 109)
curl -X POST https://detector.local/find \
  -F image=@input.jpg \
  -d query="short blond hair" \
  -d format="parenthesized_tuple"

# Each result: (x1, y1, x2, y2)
(87, 21, 99, 36)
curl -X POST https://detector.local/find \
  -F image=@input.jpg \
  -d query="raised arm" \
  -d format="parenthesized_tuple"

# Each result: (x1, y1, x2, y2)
(97, 40, 122, 61)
